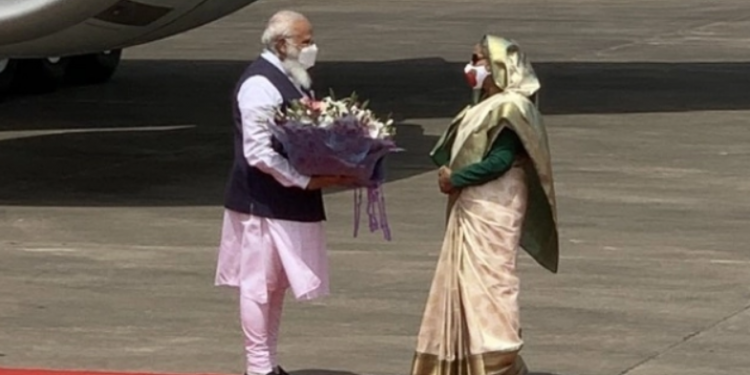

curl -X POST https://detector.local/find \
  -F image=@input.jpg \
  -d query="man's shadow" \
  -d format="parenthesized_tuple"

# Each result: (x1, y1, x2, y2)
(291, 369, 562, 375)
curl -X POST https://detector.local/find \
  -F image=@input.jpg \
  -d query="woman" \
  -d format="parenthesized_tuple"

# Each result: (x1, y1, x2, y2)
(410, 35, 560, 375)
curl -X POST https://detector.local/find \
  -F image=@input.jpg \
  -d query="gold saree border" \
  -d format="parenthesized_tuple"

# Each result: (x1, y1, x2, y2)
(411, 351, 525, 375)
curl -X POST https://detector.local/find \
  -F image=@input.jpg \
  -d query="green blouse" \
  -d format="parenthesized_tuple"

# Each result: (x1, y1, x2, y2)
(450, 129, 522, 189)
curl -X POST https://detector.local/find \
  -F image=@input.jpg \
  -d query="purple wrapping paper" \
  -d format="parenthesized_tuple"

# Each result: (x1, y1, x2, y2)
(268, 118, 401, 240)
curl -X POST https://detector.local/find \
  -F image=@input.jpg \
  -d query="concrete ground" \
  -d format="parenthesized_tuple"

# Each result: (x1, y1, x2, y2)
(2, 1, 750, 375)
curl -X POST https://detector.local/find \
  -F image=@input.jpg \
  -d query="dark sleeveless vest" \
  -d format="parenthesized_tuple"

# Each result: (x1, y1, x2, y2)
(224, 57, 325, 222)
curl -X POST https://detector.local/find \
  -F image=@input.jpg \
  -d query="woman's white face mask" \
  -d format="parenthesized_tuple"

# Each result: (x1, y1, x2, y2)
(464, 63, 490, 90)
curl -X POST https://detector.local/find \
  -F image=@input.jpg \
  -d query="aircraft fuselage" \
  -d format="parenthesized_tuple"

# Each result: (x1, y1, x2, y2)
(0, 0, 259, 94)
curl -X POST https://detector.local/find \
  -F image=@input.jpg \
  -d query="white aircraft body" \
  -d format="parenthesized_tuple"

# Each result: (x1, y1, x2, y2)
(0, 0, 259, 94)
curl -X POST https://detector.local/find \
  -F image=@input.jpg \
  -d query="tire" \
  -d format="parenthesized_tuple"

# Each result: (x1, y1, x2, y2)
(66, 49, 122, 85)
(0, 58, 18, 97)
(15, 57, 69, 93)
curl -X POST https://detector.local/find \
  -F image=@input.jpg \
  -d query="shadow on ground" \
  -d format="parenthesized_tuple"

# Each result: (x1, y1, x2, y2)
(291, 369, 561, 375)
(2, 58, 750, 207)
(291, 370, 359, 375)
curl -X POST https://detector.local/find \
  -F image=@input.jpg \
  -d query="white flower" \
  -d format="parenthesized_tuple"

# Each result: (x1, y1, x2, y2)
(277, 94, 395, 138)
(367, 123, 381, 139)
(319, 114, 335, 128)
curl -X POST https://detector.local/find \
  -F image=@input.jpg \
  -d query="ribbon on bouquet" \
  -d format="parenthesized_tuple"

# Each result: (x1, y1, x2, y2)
(353, 182, 392, 241)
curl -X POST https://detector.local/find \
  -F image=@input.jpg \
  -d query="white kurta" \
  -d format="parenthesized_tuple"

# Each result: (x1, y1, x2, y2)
(215, 51, 329, 304)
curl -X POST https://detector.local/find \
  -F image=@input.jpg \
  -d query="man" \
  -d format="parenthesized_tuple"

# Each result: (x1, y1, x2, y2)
(215, 10, 352, 375)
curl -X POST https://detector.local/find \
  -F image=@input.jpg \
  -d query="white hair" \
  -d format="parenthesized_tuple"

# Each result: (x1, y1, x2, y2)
(261, 10, 309, 52)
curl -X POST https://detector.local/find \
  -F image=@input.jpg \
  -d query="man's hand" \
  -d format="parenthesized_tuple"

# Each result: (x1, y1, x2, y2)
(438, 166, 455, 194)
(306, 175, 359, 190)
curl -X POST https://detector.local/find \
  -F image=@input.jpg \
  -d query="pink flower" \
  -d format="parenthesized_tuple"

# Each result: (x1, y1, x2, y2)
(301, 98, 326, 112)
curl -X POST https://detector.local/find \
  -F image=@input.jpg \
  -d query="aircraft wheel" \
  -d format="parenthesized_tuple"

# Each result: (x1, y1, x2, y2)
(15, 57, 69, 93)
(0, 58, 18, 97)
(67, 49, 122, 85)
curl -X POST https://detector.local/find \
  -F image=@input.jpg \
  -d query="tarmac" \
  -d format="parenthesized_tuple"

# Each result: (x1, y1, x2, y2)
(1, 1, 750, 375)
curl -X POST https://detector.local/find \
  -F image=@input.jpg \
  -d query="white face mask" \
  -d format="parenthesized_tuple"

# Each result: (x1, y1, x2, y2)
(297, 43, 318, 69)
(464, 62, 490, 90)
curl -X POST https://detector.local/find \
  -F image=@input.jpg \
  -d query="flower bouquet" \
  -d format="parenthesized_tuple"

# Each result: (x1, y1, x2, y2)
(268, 91, 401, 240)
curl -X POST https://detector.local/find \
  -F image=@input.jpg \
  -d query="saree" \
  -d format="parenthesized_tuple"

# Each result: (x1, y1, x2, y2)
(411, 163, 529, 375)
(411, 35, 558, 375)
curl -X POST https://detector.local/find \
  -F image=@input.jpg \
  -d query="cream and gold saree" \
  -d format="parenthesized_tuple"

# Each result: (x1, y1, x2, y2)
(411, 36, 559, 375)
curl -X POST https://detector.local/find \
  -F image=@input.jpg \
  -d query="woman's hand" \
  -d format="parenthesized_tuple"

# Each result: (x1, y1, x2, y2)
(438, 166, 455, 194)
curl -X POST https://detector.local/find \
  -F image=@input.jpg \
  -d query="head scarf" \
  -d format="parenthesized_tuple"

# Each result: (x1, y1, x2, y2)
(481, 35, 541, 99)
(433, 35, 559, 273)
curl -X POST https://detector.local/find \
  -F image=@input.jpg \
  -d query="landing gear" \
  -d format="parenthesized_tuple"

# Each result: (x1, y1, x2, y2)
(0, 58, 18, 97)
(0, 49, 122, 97)
(15, 56, 69, 93)
(66, 49, 122, 85)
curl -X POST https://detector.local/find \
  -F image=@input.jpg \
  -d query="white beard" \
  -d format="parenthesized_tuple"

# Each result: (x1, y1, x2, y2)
(281, 57, 312, 90)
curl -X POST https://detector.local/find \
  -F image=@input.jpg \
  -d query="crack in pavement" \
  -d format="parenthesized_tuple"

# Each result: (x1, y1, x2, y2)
(591, 14, 750, 58)
(618, 302, 750, 375)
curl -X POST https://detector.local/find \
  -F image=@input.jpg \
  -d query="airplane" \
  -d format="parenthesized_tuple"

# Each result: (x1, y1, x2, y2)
(0, 0, 259, 95)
